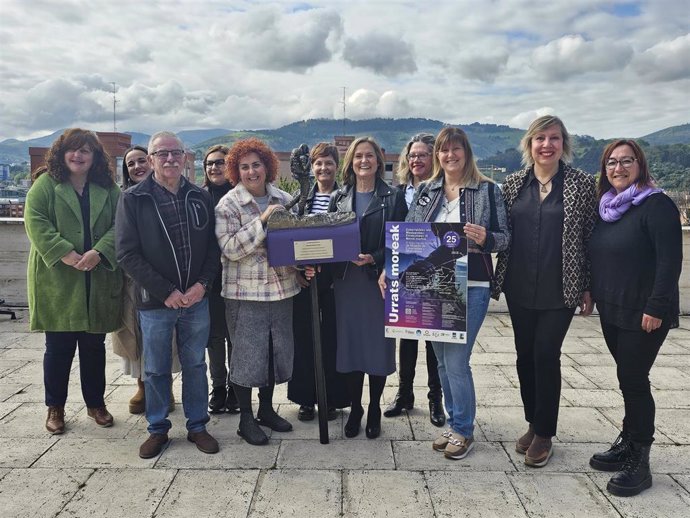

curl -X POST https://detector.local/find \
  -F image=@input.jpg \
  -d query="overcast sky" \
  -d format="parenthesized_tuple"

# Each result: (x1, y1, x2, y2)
(1, 0, 688, 142)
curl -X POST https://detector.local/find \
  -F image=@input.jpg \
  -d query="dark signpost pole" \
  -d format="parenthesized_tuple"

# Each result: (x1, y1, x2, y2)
(309, 275, 329, 444)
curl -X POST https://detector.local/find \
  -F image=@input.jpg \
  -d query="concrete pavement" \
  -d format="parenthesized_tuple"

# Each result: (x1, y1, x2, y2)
(1, 309, 689, 517)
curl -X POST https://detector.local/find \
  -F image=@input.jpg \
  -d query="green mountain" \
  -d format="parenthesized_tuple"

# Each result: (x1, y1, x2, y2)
(641, 124, 690, 146)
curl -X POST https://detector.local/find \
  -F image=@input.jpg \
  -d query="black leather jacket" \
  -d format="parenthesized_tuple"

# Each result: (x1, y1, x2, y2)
(328, 177, 407, 280)
(115, 174, 220, 309)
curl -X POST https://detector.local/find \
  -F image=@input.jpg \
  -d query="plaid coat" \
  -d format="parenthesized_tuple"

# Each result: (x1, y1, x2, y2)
(215, 183, 300, 302)
(492, 163, 597, 308)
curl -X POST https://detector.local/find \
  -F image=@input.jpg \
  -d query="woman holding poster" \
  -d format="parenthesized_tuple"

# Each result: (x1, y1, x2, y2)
(406, 127, 509, 460)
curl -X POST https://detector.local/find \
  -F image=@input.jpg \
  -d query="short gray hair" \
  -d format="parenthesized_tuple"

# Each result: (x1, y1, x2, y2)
(148, 131, 184, 153)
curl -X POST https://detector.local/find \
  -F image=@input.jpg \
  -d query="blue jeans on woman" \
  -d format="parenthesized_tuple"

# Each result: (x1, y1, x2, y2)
(432, 286, 490, 439)
(138, 298, 210, 435)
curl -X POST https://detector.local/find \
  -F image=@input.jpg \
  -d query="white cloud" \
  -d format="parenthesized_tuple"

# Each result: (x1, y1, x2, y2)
(632, 33, 690, 82)
(343, 34, 417, 77)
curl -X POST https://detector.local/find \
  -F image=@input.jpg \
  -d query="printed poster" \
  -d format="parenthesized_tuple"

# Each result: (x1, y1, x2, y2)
(384, 222, 467, 344)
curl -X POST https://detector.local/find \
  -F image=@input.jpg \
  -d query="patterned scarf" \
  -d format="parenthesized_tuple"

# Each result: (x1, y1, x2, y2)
(599, 184, 662, 222)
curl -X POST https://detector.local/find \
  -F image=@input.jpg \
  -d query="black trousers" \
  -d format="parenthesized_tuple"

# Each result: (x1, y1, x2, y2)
(398, 339, 441, 400)
(601, 319, 667, 445)
(507, 299, 575, 437)
(207, 290, 233, 388)
(44, 331, 106, 408)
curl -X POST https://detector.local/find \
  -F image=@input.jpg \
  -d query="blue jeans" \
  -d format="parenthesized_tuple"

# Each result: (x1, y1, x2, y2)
(139, 298, 210, 435)
(432, 286, 490, 438)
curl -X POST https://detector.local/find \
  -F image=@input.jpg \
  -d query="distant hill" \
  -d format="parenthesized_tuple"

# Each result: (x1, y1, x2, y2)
(641, 124, 690, 146)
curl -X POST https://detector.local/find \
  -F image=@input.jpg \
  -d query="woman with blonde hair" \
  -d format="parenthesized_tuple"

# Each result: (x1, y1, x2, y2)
(494, 115, 596, 467)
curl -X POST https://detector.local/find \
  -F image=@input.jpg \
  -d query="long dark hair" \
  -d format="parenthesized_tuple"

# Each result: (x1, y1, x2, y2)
(122, 145, 149, 188)
(45, 128, 115, 187)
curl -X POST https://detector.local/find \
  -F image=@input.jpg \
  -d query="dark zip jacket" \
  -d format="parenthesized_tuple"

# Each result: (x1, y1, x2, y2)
(115, 174, 220, 310)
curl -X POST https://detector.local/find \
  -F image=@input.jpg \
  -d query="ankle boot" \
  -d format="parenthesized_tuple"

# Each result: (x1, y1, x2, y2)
(607, 442, 652, 497)
(345, 406, 364, 438)
(208, 386, 227, 414)
(383, 387, 414, 418)
(590, 430, 631, 472)
(237, 411, 268, 446)
(256, 405, 293, 432)
(128, 378, 145, 414)
(365, 405, 382, 439)
(428, 398, 445, 427)
(225, 386, 240, 414)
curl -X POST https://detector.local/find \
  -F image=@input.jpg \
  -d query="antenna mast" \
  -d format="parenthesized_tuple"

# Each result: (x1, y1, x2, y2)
(110, 82, 118, 132)
(340, 87, 347, 135)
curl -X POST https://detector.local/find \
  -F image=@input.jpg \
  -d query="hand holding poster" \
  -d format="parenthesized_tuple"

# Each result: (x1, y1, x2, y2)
(384, 222, 468, 343)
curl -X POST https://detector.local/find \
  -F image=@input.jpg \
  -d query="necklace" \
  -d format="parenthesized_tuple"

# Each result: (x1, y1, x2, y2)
(535, 175, 555, 193)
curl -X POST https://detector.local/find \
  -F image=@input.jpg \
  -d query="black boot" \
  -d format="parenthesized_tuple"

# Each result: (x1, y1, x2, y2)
(225, 386, 240, 414)
(590, 430, 631, 471)
(237, 411, 268, 446)
(607, 442, 652, 497)
(383, 388, 414, 417)
(345, 405, 364, 438)
(365, 405, 382, 439)
(208, 386, 227, 414)
(428, 399, 446, 427)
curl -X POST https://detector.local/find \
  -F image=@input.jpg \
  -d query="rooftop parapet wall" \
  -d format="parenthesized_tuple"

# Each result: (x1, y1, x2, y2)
(1, 218, 689, 314)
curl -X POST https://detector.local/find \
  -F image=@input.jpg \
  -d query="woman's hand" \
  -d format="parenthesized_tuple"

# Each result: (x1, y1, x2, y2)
(378, 270, 387, 299)
(260, 204, 284, 224)
(351, 253, 374, 267)
(464, 223, 487, 247)
(61, 250, 83, 268)
(579, 291, 593, 316)
(641, 314, 662, 333)
(73, 249, 101, 272)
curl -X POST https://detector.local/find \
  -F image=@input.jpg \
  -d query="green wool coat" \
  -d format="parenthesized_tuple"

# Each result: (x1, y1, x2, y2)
(25, 173, 122, 332)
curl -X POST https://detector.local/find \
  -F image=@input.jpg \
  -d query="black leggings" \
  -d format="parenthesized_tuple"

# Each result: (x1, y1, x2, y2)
(233, 335, 276, 413)
(345, 371, 386, 410)
(601, 319, 667, 445)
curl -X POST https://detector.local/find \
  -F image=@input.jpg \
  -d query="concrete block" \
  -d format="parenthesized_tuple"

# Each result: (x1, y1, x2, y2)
(251, 469, 341, 517)
(155, 469, 258, 517)
(277, 439, 395, 470)
(60, 468, 175, 518)
(344, 470, 434, 517)
(508, 472, 619, 518)
(426, 470, 528, 518)
(392, 440, 514, 472)
(0, 468, 93, 518)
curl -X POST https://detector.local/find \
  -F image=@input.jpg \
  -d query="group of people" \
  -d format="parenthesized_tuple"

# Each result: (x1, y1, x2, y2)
(24, 114, 681, 498)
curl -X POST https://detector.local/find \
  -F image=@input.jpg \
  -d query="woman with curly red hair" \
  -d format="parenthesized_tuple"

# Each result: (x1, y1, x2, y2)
(215, 138, 301, 445)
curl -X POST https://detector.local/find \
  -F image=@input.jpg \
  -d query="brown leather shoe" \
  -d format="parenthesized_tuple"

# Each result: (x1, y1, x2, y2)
(187, 430, 219, 454)
(139, 433, 169, 459)
(516, 423, 535, 454)
(46, 406, 65, 435)
(129, 378, 145, 414)
(525, 434, 553, 467)
(87, 406, 114, 427)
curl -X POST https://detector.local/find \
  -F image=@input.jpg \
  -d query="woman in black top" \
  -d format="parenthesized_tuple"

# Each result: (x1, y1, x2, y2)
(202, 144, 240, 414)
(588, 139, 681, 497)
(493, 115, 596, 467)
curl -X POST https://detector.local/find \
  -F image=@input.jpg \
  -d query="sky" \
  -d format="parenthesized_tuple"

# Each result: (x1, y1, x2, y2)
(1, 0, 689, 142)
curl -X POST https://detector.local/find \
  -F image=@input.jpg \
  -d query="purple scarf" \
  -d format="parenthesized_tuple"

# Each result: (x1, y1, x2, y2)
(599, 184, 662, 222)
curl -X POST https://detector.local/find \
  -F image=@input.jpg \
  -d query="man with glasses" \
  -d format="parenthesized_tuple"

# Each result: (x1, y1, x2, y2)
(116, 131, 221, 458)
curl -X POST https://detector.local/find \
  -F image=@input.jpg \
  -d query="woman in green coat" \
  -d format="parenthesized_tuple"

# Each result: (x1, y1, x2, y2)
(25, 128, 122, 435)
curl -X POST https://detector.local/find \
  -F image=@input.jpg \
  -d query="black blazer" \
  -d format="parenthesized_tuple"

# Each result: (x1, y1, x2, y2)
(328, 177, 408, 279)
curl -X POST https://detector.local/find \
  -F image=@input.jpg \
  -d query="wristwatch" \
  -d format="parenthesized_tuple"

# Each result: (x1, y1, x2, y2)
(198, 279, 210, 292)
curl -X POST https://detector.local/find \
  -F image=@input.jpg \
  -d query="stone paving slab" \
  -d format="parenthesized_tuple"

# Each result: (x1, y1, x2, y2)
(649, 366, 690, 390)
(277, 439, 395, 470)
(0, 401, 86, 438)
(155, 469, 258, 517)
(59, 468, 176, 518)
(0, 468, 94, 518)
(653, 390, 690, 409)
(508, 472, 620, 518)
(0, 436, 57, 468)
(560, 388, 623, 408)
(0, 382, 28, 402)
(33, 438, 159, 469)
(589, 472, 690, 518)
(426, 470, 529, 518)
(392, 440, 515, 472)
(675, 474, 690, 493)
(250, 469, 342, 517)
(598, 407, 680, 445)
(156, 437, 281, 470)
(507, 442, 610, 473)
(343, 470, 434, 518)
(0, 401, 20, 420)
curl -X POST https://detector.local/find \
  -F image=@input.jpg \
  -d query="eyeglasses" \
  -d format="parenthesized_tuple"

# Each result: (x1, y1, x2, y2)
(407, 153, 430, 161)
(151, 149, 185, 159)
(205, 159, 226, 168)
(605, 157, 637, 170)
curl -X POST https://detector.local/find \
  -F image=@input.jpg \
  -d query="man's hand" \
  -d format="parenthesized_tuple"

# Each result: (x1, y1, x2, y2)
(164, 289, 187, 309)
(181, 282, 206, 307)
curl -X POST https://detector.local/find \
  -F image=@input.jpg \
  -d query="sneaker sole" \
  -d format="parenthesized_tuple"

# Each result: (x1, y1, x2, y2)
(525, 446, 553, 467)
(432, 442, 448, 452)
(237, 428, 269, 446)
(444, 441, 474, 460)
(607, 475, 652, 497)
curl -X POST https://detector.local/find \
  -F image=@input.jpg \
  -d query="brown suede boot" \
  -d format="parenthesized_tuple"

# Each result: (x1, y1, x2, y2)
(516, 424, 535, 454)
(525, 434, 553, 467)
(129, 378, 145, 414)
